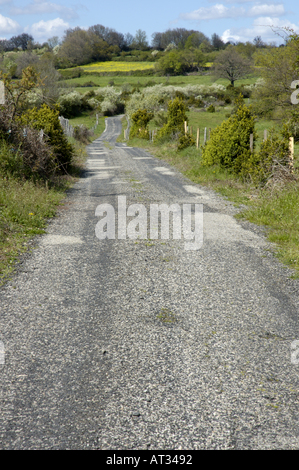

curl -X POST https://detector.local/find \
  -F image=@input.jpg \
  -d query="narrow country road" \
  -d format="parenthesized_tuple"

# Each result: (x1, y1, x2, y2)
(1, 116, 299, 449)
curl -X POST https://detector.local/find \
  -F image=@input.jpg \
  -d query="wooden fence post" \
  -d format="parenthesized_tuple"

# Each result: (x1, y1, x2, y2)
(264, 129, 268, 141)
(204, 127, 207, 145)
(196, 128, 200, 149)
(184, 121, 187, 135)
(0, 81, 5, 104)
(289, 137, 294, 172)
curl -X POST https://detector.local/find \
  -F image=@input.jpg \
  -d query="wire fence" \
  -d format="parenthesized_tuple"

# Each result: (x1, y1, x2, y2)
(58, 113, 100, 138)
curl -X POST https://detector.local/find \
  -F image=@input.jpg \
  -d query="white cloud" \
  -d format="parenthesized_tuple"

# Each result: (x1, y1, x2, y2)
(0, 13, 20, 34)
(221, 17, 299, 43)
(25, 18, 70, 40)
(180, 4, 241, 20)
(180, 3, 285, 21)
(10, 0, 80, 20)
(248, 4, 285, 16)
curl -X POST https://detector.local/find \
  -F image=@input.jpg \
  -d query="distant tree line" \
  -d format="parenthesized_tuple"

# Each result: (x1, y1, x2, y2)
(0, 23, 284, 77)
(0, 33, 35, 52)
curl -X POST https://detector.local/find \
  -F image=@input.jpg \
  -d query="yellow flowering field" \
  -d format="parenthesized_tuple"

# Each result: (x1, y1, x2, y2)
(81, 61, 155, 72)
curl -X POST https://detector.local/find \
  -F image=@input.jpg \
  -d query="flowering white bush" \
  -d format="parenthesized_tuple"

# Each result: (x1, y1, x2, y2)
(52, 45, 60, 55)
(125, 83, 227, 116)
(164, 43, 177, 51)
(57, 91, 83, 117)
(87, 98, 99, 109)
(25, 89, 43, 107)
(94, 87, 124, 115)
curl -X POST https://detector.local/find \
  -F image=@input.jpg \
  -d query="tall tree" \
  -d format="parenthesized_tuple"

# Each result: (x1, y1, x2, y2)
(212, 46, 252, 86)
(131, 30, 148, 50)
(88, 24, 125, 49)
(253, 36, 266, 48)
(252, 39, 299, 118)
(185, 32, 209, 49)
(211, 33, 226, 50)
(10, 33, 34, 51)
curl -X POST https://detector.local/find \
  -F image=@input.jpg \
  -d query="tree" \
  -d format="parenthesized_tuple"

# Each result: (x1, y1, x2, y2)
(251, 40, 299, 119)
(58, 29, 93, 66)
(151, 32, 163, 50)
(47, 36, 60, 49)
(57, 29, 116, 66)
(151, 28, 205, 50)
(211, 33, 226, 50)
(235, 41, 257, 60)
(15, 52, 39, 78)
(88, 24, 125, 49)
(123, 33, 134, 50)
(253, 36, 266, 48)
(155, 50, 188, 75)
(212, 46, 252, 86)
(10, 33, 34, 51)
(131, 30, 149, 50)
(36, 53, 62, 105)
(184, 32, 208, 49)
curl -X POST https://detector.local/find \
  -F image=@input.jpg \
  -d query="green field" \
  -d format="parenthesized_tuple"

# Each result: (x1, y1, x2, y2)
(62, 71, 259, 93)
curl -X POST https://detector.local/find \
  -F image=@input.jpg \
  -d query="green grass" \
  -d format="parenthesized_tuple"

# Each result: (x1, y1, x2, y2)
(0, 176, 66, 284)
(61, 73, 260, 93)
(0, 138, 89, 285)
(237, 186, 299, 275)
(68, 111, 106, 139)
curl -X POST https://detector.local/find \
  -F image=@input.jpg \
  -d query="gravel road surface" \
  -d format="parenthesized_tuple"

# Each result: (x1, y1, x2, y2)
(1, 116, 299, 449)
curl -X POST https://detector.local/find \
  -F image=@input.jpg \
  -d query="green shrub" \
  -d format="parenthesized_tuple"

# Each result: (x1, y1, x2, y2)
(130, 109, 154, 139)
(157, 97, 188, 140)
(187, 96, 204, 107)
(57, 91, 84, 118)
(19, 104, 74, 172)
(201, 102, 256, 173)
(177, 133, 196, 150)
(0, 106, 55, 180)
(206, 104, 215, 112)
(240, 127, 292, 183)
(73, 125, 93, 144)
(81, 81, 97, 87)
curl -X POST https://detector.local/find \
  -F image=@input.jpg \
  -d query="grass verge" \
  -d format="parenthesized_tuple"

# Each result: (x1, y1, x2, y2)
(0, 138, 88, 286)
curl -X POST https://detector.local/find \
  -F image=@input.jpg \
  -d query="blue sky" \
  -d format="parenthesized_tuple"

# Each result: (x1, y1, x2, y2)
(0, 0, 298, 45)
